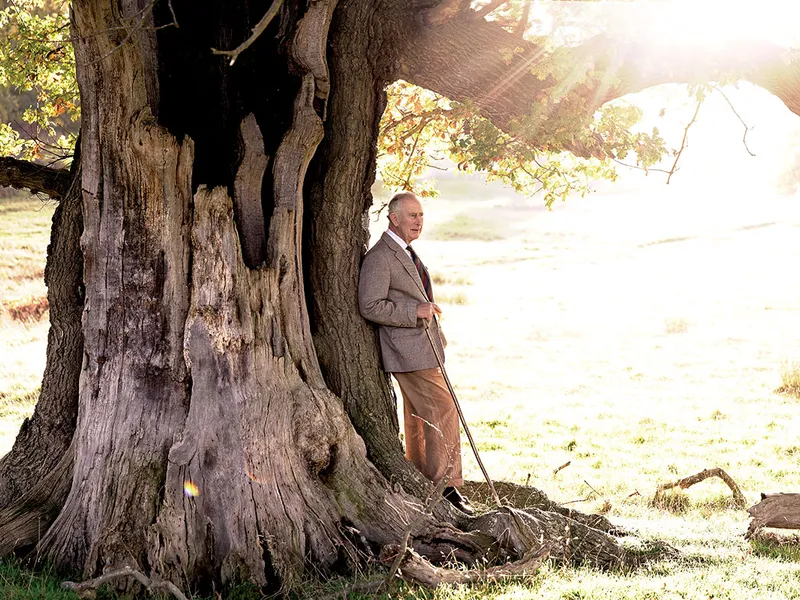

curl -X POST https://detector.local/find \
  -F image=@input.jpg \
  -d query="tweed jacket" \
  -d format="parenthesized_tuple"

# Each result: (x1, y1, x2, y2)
(358, 232, 446, 373)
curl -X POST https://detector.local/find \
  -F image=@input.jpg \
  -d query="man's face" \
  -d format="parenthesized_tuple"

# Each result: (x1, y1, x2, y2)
(389, 197, 424, 244)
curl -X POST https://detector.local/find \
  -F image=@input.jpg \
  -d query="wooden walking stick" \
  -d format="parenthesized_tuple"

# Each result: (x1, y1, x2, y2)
(424, 318, 503, 508)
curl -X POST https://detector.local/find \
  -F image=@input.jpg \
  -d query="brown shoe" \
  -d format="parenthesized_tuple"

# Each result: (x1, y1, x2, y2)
(443, 486, 474, 515)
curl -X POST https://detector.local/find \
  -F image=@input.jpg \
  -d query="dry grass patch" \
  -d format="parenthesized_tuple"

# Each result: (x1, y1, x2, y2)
(428, 214, 504, 241)
(664, 317, 689, 334)
(436, 291, 469, 305)
(4, 296, 49, 323)
(776, 361, 800, 398)
(0, 192, 53, 455)
(432, 273, 472, 286)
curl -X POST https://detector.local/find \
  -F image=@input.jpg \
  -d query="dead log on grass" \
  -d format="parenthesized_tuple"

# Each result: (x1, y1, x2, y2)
(746, 493, 800, 538)
(654, 468, 746, 509)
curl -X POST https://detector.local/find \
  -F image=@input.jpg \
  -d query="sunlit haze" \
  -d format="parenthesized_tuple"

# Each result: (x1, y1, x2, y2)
(620, 0, 800, 47)
(531, 0, 800, 48)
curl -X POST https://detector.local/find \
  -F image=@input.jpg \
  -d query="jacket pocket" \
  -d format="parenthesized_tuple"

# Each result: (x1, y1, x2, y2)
(389, 326, 422, 339)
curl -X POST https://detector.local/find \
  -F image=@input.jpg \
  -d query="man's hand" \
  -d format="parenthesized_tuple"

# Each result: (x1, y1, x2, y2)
(416, 302, 442, 320)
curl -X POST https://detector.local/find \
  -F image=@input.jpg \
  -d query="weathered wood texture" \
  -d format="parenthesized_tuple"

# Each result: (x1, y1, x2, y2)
(306, 0, 436, 503)
(383, 543, 549, 588)
(0, 157, 71, 199)
(28, 0, 425, 591)
(0, 442, 73, 556)
(747, 494, 800, 537)
(38, 0, 194, 575)
(0, 156, 82, 510)
(9, 0, 800, 592)
(655, 468, 747, 509)
(233, 113, 268, 267)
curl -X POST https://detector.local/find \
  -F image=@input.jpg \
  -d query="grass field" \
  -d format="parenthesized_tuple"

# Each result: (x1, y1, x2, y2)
(0, 193, 53, 456)
(2, 181, 800, 598)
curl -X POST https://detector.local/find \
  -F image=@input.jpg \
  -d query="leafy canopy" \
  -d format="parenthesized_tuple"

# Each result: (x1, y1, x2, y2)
(0, 0, 669, 203)
(0, 0, 77, 165)
(378, 1, 668, 206)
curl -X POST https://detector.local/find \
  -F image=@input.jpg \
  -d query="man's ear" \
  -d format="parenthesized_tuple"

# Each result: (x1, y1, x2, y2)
(388, 212, 397, 227)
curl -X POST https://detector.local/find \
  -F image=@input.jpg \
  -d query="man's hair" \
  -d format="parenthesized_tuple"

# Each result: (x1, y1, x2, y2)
(387, 191, 418, 217)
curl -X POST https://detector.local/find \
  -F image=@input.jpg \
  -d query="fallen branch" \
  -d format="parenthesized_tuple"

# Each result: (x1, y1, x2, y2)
(62, 566, 188, 600)
(746, 493, 800, 538)
(655, 467, 746, 509)
(382, 543, 549, 589)
(553, 460, 571, 476)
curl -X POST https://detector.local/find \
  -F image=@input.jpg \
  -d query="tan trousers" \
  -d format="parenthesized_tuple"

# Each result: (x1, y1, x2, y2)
(393, 367, 463, 488)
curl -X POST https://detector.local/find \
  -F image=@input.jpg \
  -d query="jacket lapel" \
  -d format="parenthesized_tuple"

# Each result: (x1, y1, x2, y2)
(381, 232, 428, 300)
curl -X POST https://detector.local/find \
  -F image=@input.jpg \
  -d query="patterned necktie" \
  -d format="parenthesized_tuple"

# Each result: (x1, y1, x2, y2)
(406, 245, 433, 301)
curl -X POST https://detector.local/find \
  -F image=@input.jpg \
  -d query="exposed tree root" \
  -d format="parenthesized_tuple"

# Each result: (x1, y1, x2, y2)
(469, 506, 639, 569)
(463, 480, 625, 534)
(381, 544, 550, 589)
(62, 566, 188, 600)
(0, 443, 74, 556)
(655, 468, 746, 509)
(385, 477, 450, 585)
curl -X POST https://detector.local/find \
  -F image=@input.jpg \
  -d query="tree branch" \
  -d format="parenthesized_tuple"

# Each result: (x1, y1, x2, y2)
(655, 467, 746, 509)
(667, 96, 703, 184)
(0, 157, 71, 200)
(514, 0, 532, 37)
(398, 17, 800, 160)
(710, 84, 756, 156)
(475, 0, 509, 20)
(211, 0, 283, 65)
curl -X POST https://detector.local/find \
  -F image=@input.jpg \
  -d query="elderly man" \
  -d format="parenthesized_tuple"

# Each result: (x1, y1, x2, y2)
(358, 191, 473, 514)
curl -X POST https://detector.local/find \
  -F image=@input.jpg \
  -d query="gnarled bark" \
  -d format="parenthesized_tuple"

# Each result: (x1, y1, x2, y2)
(0, 152, 83, 510)
(4, 0, 799, 594)
(0, 157, 71, 200)
(306, 0, 435, 502)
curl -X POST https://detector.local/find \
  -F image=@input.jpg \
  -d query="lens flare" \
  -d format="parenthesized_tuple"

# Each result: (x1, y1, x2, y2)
(183, 480, 200, 497)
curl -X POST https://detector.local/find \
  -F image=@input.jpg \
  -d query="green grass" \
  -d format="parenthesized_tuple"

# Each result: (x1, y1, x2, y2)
(5, 185, 800, 598)
(0, 193, 54, 456)
(0, 559, 80, 600)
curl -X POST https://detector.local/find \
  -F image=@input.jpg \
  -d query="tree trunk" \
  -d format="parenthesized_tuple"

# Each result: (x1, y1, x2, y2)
(0, 0, 679, 593)
(0, 151, 83, 511)
(306, 0, 436, 500)
(24, 0, 422, 592)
